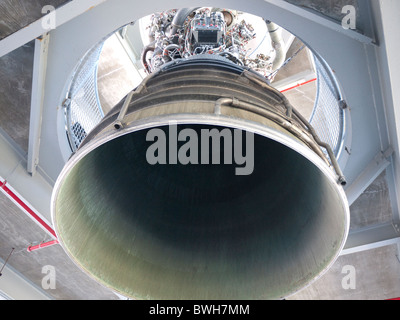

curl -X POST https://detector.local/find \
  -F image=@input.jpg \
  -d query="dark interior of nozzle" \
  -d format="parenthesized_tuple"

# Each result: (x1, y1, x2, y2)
(55, 124, 346, 300)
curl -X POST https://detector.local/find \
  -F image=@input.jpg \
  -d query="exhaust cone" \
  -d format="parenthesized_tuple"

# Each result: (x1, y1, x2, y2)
(52, 57, 349, 300)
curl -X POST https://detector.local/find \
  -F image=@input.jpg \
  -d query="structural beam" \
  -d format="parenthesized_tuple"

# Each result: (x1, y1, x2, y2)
(345, 148, 394, 206)
(0, 178, 56, 239)
(341, 222, 400, 256)
(386, 163, 400, 224)
(0, 128, 53, 224)
(0, 0, 108, 58)
(372, 0, 400, 224)
(27, 34, 50, 176)
(264, 0, 376, 45)
(0, 258, 53, 300)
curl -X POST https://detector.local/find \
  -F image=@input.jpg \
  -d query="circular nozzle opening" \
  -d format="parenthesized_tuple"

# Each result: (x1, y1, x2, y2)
(53, 124, 349, 300)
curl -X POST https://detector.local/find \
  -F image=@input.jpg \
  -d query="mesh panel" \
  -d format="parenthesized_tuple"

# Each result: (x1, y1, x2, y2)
(310, 55, 344, 157)
(65, 43, 104, 151)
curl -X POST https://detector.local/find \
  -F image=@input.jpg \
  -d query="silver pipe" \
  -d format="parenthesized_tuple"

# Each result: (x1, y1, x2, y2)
(266, 21, 286, 72)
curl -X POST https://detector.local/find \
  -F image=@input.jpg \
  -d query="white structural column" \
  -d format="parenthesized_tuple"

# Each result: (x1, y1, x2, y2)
(27, 34, 50, 175)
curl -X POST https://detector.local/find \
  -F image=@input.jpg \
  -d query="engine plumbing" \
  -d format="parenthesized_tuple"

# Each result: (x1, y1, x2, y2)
(142, 8, 273, 77)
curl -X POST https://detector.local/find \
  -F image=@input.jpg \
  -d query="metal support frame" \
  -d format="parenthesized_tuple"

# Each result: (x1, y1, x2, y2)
(372, 0, 400, 225)
(0, 127, 54, 223)
(0, 178, 56, 239)
(341, 222, 400, 256)
(0, 0, 107, 58)
(264, 0, 376, 45)
(345, 148, 394, 206)
(27, 34, 50, 176)
(0, 258, 53, 300)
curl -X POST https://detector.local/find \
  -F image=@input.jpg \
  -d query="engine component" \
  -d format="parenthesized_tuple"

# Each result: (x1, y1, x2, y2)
(141, 7, 273, 75)
(190, 11, 225, 49)
(52, 56, 349, 300)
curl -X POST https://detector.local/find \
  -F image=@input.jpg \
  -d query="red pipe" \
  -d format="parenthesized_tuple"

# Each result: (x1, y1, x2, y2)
(280, 78, 317, 93)
(27, 240, 59, 252)
(0, 179, 57, 239)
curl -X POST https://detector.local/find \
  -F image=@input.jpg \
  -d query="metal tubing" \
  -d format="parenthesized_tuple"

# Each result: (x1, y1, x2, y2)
(114, 91, 135, 129)
(266, 21, 286, 71)
(27, 240, 59, 253)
